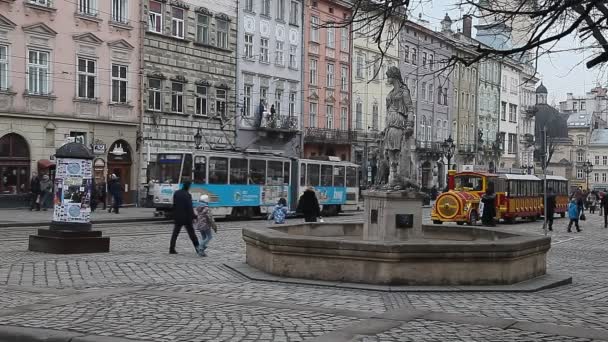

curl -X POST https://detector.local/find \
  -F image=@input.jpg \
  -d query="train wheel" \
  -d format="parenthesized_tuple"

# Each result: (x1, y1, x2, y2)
(504, 217, 514, 224)
(432, 220, 443, 225)
(560, 212, 565, 218)
(467, 211, 478, 226)
(456, 221, 464, 226)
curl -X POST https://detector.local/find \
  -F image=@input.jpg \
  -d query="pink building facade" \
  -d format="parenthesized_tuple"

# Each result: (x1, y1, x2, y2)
(302, 0, 352, 161)
(0, 0, 141, 204)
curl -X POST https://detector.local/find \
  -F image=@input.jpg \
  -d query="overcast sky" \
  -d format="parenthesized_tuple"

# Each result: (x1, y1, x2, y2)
(413, 0, 604, 104)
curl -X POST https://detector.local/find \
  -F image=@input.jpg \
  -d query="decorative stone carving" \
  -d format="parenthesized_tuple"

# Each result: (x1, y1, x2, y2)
(170, 75, 188, 83)
(195, 79, 211, 86)
(147, 71, 166, 79)
(244, 16, 255, 33)
(289, 28, 298, 44)
(195, 6, 211, 15)
(260, 20, 269, 37)
(215, 13, 231, 22)
(275, 25, 285, 41)
(169, 0, 189, 10)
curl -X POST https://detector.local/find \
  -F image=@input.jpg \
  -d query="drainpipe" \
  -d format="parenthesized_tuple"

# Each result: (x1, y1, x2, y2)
(235, 0, 241, 152)
(136, 0, 146, 207)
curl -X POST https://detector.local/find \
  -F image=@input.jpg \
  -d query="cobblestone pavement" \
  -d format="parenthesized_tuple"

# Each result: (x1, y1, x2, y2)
(0, 211, 607, 341)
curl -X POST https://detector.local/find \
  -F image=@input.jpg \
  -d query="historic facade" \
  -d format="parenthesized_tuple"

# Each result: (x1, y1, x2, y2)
(0, 0, 141, 205)
(302, 0, 352, 161)
(235, 0, 303, 158)
(498, 60, 521, 169)
(142, 0, 237, 177)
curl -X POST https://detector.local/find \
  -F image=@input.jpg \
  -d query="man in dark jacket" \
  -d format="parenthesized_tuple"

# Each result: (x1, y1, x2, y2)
(297, 187, 321, 222)
(546, 187, 556, 231)
(480, 182, 496, 226)
(169, 181, 200, 254)
(601, 193, 608, 228)
(29, 172, 41, 211)
(108, 175, 123, 214)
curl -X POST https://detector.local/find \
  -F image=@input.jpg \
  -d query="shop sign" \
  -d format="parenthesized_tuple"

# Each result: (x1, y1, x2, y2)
(93, 144, 106, 154)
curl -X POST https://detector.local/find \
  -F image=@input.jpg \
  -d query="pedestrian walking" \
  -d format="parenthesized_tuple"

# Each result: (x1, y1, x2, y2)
(572, 187, 585, 218)
(297, 187, 321, 223)
(108, 174, 123, 214)
(480, 183, 496, 226)
(169, 181, 200, 254)
(39, 175, 53, 211)
(567, 199, 582, 233)
(588, 191, 598, 214)
(545, 187, 556, 231)
(29, 172, 41, 211)
(194, 194, 217, 257)
(601, 193, 608, 228)
(99, 181, 107, 211)
(268, 198, 288, 224)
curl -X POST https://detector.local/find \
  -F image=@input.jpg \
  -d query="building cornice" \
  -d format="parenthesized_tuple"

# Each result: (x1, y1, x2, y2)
(0, 112, 138, 126)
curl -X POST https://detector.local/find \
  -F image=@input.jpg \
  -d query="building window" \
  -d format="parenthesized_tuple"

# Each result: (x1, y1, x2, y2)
(111, 64, 127, 103)
(275, 41, 284, 66)
(356, 54, 364, 79)
(112, 0, 127, 23)
(260, 86, 268, 106)
(310, 16, 319, 42)
(0, 46, 8, 90)
(604, 173, 607, 182)
(421, 82, 427, 101)
(437, 87, 442, 105)
(28, 50, 50, 95)
(326, 105, 334, 128)
(501, 101, 506, 120)
(309, 59, 317, 85)
(372, 103, 378, 130)
(509, 104, 517, 122)
(577, 151, 585, 163)
(341, 27, 348, 51)
(289, 92, 296, 117)
(216, 19, 228, 49)
(422, 52, 427, 68)
(595, 156, 600, 165)
(443, 88, 447, 105)
(577, 169, 584, 180)
(77, 57, 96, 99)
(310, 103, 317, 127)
(603, 156, 607, 165)
(581, 101, 586, 111)
(171, 82, 184, 113)
(196, 85, 208, 116)
(276, 0, 285, 20)
(78, 0, 96, 16)
(327, 27, 335, 48)
(429, 54, 434, 71)
(275, 89, 282, 115)
(355, 102, 362, 130)
(262, 0, 270, 16)
(244, 34, 253, 59)
(148, 1, 162, 33)
(289, 1, 298, 25)
(428, 84, 434, 103)
(577, 136, 585, 146)
(412, 48, 417, 65)
(326, 63, 334, 88)
(403, 45, 409, 63)
(340, 65, 348, 92)
(289, 45, 297, 68)
(148, 78, 162, 111)
(196, 15, 210, 44)
(508, 133, 517, 154)
(30, 0, 50, 6)
(260, 38, 269, 63)
(244, 0, 253, 12)
(595, 173, 599, 182)
(340, 107, 347, 130)
(171, 7, 184, 39)
(216, 89, 227, 116)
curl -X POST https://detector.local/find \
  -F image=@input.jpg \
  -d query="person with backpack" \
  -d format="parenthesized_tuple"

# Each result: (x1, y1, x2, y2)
(268, 198, 288, 224)
(567, 199, 582, 233)
(194, 194, 217, 257)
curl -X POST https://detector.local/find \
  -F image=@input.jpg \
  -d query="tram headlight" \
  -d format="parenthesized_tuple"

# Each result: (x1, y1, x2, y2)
(154, 196, 159, 202)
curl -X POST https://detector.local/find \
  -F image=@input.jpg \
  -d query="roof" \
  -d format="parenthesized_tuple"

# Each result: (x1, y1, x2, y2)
(589, 129, 608, 145)
(567, 113, 592, 127)
(546, 175, 568, 181)
(536, 83, 547, 94)
(501, 174, 541, 181)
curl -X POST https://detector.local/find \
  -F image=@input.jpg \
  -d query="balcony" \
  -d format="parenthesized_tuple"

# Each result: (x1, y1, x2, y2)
(520, 133, 534, 146)
(458, 144, 476, 154)
(304, 128, 354, 144)
(256, 115, 300, 139)
(415, 140, 443, 160)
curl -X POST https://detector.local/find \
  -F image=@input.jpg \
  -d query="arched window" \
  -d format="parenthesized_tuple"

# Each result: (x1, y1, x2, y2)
(0, 133, 31, 194)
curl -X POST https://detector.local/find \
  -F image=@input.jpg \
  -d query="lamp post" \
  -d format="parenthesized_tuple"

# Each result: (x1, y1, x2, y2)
(194, 128, 202, 150)
(523, 164, 534, 175)
(583, 160, 593, 190)
(441, 135, 455, 187)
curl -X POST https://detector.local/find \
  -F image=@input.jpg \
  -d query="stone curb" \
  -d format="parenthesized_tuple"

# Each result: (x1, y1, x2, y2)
(0, 325, 144, 342)
(225, 262, 573, 293)
(0, 217, 167, 228)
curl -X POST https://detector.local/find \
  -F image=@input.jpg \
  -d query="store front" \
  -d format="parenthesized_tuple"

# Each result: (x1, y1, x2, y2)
(107, 140, 134, 204)
(0, 133, 31, 207)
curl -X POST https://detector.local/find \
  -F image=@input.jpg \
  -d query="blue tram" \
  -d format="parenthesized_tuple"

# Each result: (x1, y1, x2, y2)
(147, 151, 359, 218)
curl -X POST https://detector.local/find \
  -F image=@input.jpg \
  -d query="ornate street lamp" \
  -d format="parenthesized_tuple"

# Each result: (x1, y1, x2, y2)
(583, 160, 593, 190)
(194, 128, 203, 150)
(441, 135, 456, 171)
(523, 164, 534, 175)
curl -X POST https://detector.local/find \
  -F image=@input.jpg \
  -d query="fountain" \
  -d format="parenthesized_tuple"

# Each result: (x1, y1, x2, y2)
(240, 68, 565, 288)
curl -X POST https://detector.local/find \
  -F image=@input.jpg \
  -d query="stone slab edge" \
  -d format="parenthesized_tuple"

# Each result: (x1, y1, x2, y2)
(0, 218, 168, 228)
(224, 262, 573, 292)
(0, 325, 145, 342)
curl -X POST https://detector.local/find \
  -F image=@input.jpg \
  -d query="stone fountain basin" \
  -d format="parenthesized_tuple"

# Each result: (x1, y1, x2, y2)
(243, 223, 551, 286)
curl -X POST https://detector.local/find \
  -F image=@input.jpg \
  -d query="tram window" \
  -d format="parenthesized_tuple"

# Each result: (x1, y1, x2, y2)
(283, 162, 290, 185)
(346, 166, 357, 187)
(250, 159, 266, 185)
(209, 157, 228, 184)
(268, 161, 284, 185)
(181, 154, 193, 182)
(300, 163, 306, 186)
(156, 154, 183, 183)
(321, 165, 333, 186)
(194, 156, 207, 184)
(334, 166, 345, 187)
(307, 164, 320, 186)
(230, 158, 248, 185)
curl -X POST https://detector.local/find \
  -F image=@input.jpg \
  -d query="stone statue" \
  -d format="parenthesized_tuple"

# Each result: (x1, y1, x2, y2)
(381, 66, 418, 190)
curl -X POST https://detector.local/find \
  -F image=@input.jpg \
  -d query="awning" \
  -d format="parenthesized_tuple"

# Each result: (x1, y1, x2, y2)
(37, 159, 55, 169)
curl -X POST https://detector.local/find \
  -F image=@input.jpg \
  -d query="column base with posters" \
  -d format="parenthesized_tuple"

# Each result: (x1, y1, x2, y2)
(28, 142, 109, 254)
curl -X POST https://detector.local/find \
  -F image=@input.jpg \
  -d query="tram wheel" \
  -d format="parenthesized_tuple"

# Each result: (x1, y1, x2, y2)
(560, 212, 566, 218)
(432, 220, 443, 225)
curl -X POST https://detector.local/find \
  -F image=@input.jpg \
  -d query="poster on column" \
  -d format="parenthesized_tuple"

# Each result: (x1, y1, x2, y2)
(53, 158, 93, 223)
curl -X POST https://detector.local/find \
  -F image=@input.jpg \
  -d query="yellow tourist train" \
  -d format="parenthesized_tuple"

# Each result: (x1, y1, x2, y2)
(431, 170, 569, 225)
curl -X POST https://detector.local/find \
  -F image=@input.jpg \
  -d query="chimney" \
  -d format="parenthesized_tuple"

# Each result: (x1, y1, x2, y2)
(463, 14, 472, 38)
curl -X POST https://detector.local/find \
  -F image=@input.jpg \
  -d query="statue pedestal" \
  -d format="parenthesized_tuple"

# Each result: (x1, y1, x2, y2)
(362, 190, 424, 241)
(28, 224, 110, 254)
